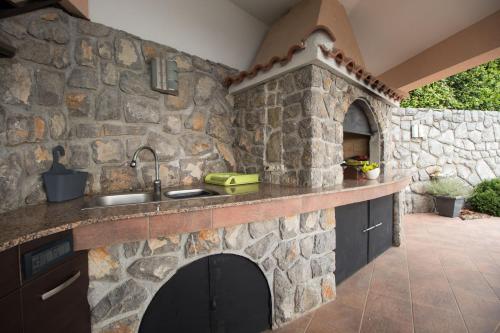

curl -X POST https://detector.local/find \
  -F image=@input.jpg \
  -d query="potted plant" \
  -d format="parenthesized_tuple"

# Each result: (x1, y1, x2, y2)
(426, 178, 471, 217)
(361, 162, 380, 180)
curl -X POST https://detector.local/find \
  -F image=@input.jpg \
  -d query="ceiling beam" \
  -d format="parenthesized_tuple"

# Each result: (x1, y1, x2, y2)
(59, 0, 88, 18)
(379, 10, 500, 93)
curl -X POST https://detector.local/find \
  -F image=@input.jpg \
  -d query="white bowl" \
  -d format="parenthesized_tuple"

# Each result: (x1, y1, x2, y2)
(365, 168, 380, 180)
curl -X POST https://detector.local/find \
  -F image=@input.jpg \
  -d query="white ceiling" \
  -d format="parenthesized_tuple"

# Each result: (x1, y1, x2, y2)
(230, 0, 500, 74)
(229, 0, 302, 24)
(346, 0, 500, 75)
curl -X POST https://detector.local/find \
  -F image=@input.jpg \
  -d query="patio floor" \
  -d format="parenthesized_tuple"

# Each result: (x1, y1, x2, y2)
(271, 213, 500, 333)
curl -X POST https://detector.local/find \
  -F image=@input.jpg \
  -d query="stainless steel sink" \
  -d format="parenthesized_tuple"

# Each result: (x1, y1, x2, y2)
(82, 188, 222, 209)
(165, 188, 219, 199)
(83, 192, 158, 209)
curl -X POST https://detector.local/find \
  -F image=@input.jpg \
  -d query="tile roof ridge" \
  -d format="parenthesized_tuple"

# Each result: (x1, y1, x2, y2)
(318, 44, 407, 101)
(224, 25, 407, 102)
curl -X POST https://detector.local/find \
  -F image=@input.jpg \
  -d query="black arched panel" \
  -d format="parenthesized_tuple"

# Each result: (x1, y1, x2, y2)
(344, 101, 373, 135)
(139, 254, 271, 333)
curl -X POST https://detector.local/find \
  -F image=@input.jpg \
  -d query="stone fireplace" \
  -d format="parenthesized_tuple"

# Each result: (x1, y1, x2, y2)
(88, 209, 337, 332)
(231, 62, 394, 188)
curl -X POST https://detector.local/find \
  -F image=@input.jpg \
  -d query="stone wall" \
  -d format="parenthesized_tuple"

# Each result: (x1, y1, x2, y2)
(0, 8, 237, 213)
(88, 208, 337, 332)
(233, 65, 395, 188)
(391, 108, 500, 213)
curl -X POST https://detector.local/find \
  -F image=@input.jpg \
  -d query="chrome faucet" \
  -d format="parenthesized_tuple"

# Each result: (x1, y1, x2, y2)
(130, 146, 161, 196)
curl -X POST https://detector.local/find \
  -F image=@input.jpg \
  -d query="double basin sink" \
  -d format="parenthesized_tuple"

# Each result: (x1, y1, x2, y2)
(83, 188, 221, 209)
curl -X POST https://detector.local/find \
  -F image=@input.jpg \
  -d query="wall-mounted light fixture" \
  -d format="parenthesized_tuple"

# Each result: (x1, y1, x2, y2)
(151, 57, 178, 95)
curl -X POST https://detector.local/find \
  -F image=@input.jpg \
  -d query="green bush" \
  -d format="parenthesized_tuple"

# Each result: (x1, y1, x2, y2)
(469, 178, 500, 217)
(401, 58, 500, 111)
(426, 178, 471, 198)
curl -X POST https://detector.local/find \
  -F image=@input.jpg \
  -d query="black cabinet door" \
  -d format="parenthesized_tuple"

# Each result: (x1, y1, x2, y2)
(209, 254, 271, 333)
(140, 256, 211, 333)
(368, 195, 393, 261)
(335, 201, 369, 284)
(140, 254, 271, 333)
(0, 247, 20, 298)
(22, 251, 90, 333)
(0, 290, 22, 333)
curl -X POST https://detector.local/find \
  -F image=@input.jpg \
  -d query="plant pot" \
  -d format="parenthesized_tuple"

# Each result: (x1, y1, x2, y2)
(364, 168, 380, 180)
(434, 196, 465, 218)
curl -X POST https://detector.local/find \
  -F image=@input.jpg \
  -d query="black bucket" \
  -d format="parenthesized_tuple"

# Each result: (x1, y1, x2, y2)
(42, 146, 88, 202)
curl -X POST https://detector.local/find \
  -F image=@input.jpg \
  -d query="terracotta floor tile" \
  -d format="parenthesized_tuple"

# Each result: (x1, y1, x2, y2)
(482, 272, 500, 300)
(335, 287, 368, 311)
(447, 270, 499, 301)
(412, 303, 467, 333)
(411, 281, 458, 310)
(372, 248, 407, 268)
(306, 301, 362, 333)
(454, 288, 500, 322)
(462, 315, 500, 333)
(335, 265, 373, 310)
(270, 313, 313, 333)
(369, 265, 411, 301)
(364, 291, 413, 324)
(471, 255, 500, 275)
(359, 314, 413, 333)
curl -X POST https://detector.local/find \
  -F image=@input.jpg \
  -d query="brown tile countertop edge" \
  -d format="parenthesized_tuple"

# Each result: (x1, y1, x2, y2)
(0, 175, 410, 252)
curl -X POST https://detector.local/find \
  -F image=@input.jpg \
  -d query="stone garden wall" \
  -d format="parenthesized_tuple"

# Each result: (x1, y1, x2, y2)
(88, 208, 337, 332)
(233, 64, 395, 188)
(0, 8, 237, 213)
(391, 108, 500, 213)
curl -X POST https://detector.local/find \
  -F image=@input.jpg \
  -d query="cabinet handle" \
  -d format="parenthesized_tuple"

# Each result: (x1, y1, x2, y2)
(41, 271, 81, 301)
(362, 222, 383, 233)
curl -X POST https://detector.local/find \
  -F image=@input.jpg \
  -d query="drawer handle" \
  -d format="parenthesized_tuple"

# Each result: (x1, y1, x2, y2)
(362, 223, 383, 233)
(41, 271, 81, 301)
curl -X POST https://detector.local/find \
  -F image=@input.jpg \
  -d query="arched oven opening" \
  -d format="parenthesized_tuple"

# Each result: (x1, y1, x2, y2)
(342, 99, 381, 180)
(139, 254, 272, 333)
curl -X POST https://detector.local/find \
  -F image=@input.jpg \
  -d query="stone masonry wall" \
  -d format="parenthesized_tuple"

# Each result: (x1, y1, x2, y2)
(0, 8, 237, 213)
(233, 65, 395, 188)
(391, 108, 500, 213)
(88, 208, 336, 332)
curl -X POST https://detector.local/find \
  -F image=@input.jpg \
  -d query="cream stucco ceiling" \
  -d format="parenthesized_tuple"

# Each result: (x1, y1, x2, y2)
(231, 0, 500, 74)
(229, 0, 302, 24)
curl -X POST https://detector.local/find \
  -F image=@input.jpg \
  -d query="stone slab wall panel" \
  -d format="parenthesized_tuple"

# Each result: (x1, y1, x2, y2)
(392, 108, 500, 213)
(0, 8, 238, 212)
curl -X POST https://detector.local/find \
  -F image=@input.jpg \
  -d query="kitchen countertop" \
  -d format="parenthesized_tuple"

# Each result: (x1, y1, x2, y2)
(0, 175, 410, 252)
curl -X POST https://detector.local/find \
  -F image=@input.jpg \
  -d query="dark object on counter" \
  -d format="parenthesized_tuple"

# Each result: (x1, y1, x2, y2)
(434, 196, 465, 218)
(42, 146, 88, 202)
(342, 165, 366, 180)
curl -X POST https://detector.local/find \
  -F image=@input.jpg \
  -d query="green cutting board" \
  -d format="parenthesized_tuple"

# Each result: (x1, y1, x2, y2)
(204, 173, 260, 186)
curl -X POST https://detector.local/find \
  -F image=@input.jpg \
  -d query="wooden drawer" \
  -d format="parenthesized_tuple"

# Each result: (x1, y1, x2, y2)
(22, 251, 90, 333)
(0, 290, 22, 333)
(0, 246, 20, 298)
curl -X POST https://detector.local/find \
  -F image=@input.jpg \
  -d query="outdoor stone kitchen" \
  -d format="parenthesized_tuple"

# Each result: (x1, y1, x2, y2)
(0, 1, 498, 333)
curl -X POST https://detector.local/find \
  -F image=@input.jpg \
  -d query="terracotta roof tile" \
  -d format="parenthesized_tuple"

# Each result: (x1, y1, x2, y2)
(225, 26, 407, 102)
